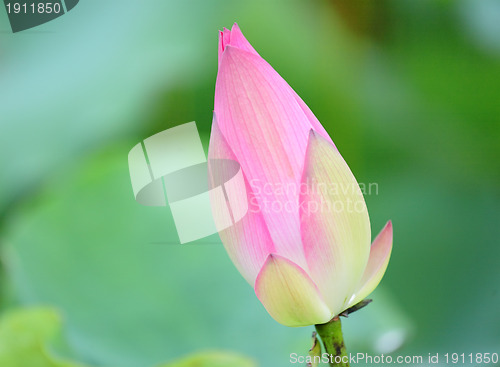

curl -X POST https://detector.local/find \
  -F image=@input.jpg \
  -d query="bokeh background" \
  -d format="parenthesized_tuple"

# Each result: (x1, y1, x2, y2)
(1, 0, 499, 366)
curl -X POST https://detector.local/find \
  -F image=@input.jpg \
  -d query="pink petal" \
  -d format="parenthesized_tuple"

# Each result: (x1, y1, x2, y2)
(208, 114, 276, 284)
(218, 23, 259, 66)
(218, 28, 231, 66)
(299, 130, 371, 315)
(348, 221, 393, 308)
(215, 45, 325, 270)
(255, 254, 332, 327)
(291, 89, 334, 146)
(218, 24, 332, 145)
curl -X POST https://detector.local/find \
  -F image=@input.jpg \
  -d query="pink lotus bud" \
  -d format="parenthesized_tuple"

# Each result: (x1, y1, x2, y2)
(209, 23, 393, 327)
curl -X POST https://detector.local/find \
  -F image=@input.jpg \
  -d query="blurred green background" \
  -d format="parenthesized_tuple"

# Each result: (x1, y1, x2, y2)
(1, 0, 499, 366)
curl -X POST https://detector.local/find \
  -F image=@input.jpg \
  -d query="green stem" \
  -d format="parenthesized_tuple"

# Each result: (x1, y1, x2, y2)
(315, 317, 350, 367)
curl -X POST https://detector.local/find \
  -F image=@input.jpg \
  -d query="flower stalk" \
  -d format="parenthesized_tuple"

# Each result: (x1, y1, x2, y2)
(315, 317, 349, 367)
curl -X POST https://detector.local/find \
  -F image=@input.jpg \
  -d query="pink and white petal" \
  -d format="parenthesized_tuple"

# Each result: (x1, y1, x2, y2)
(347, 221, 393, 308)
(255, 254, 333, 327)
(208, 114, 275, 284)
(215, 45, 328, 270)
(299, 131, 371, 316)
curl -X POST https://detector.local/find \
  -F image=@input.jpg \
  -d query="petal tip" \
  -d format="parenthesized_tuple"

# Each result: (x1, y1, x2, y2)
(306, 128, 329, 149)
(308, 128, 318, 139)
(254, 253, 284, 288)
(381, 220, 393, 237)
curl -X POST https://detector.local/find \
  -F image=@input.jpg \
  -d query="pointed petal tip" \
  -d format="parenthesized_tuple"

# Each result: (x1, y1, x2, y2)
(217, 44, 254, 69)
(254, 253, 289, 286)
(218, 23, 259, 61)
(346, 221, 393, 308)
(308, 128, 316, 139)
(218, 45, 236, 66)
(386, 220, 393, 236)
(381, 220, 393, 236)
(261, 252, 276, 265)
(308, 128, 318, 139)
(266, 253, 278, 261)
(260, 253, 305, 271)
(306, 128, 330, 149)
(305, 129, 319, 156)
(373, 220, 393, 254)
